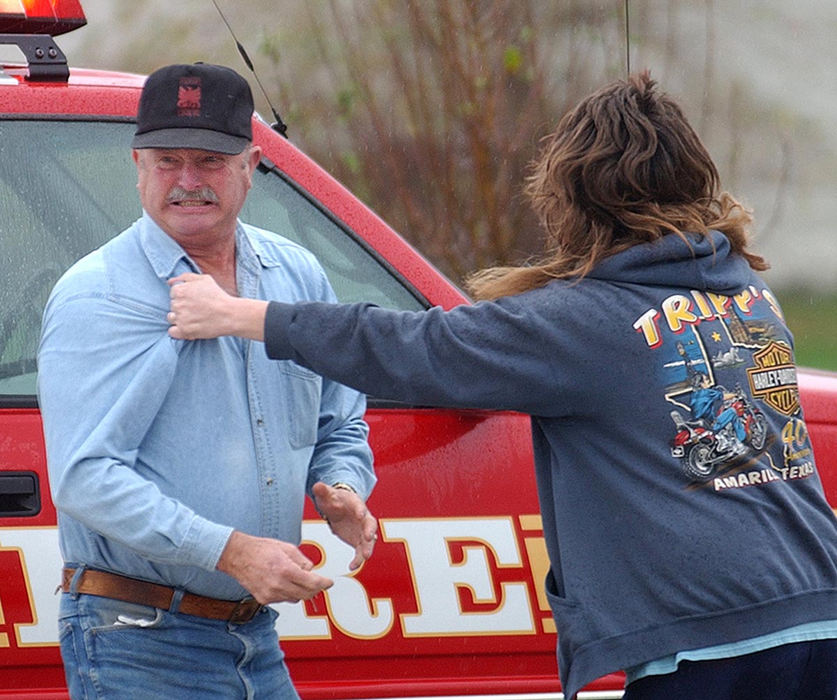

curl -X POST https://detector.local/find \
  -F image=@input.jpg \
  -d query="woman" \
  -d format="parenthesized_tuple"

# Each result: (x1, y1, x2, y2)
(168, 72, 837, 700)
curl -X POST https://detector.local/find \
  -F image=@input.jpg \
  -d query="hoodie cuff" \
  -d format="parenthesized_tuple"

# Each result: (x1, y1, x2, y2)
(264, 301, 295, 360)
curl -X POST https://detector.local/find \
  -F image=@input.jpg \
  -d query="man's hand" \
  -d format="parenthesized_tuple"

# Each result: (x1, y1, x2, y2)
(217, 530, 333, 604)
(312, 482, 378, 571)
(167, 273, 267, 341)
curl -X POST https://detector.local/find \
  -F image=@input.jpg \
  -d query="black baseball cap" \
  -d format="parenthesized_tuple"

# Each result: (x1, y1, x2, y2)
(132, 63, 254, 155)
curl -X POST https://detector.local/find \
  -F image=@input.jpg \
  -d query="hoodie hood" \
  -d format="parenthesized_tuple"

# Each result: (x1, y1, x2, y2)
(588, 230, 752, 295)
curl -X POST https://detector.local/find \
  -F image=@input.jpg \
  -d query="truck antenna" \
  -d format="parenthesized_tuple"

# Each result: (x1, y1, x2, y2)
(211, 0, 289, 138)
(624, 0, 631, 76)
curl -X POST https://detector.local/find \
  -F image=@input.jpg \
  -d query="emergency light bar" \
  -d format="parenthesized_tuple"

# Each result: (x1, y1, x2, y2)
(0, 0, 86, 36)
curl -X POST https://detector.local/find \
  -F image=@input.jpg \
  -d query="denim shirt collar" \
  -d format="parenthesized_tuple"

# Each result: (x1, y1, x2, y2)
(137, 210, 263, 287)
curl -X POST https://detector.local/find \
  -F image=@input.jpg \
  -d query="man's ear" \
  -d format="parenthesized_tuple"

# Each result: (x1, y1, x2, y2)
(247, 145, 262, 174)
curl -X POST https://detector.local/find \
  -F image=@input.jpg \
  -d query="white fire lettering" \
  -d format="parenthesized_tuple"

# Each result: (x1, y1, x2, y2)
(0, 527, 61, 646)
(276, 521, 395, 640)
(4, 518, 543, 645)
(381, 517, 535, 636)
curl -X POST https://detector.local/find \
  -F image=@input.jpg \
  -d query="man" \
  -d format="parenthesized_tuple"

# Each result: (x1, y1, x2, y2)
(37, 63, 377, 699)
(167, 73, 837, 700)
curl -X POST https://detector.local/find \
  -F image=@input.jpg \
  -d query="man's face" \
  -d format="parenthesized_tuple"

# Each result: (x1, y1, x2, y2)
(133, 146, 261, 247)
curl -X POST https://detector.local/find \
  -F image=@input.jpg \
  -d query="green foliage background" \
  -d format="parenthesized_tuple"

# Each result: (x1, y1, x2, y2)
(780, 292, 837, 371)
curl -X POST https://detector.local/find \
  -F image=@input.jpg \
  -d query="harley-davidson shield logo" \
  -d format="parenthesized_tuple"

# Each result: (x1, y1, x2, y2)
(746, 341, 799, 416)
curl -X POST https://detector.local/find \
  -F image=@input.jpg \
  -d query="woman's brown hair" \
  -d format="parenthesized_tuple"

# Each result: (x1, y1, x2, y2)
(466, 71, 767, 301)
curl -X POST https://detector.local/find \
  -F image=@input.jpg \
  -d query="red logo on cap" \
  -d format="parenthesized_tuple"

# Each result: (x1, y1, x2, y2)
(177, 77, 201, 117)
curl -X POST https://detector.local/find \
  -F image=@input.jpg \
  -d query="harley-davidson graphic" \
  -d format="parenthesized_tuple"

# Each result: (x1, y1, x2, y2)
(634, 286, 813, 486)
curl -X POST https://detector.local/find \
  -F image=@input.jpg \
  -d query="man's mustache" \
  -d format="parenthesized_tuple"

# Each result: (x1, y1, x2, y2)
(166, 187, 219, 204)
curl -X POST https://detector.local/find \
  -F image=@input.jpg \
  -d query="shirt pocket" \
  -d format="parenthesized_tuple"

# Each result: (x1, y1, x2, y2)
(279, 362, 322, 449)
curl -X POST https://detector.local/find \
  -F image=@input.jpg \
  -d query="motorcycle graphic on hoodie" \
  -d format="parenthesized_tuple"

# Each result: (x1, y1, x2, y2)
(656, 286, 812, 487)
(670, 374, 769, 482)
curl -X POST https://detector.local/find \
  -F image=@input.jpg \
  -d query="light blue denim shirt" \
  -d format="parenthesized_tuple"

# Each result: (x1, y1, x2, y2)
(38, 212, 375, 600)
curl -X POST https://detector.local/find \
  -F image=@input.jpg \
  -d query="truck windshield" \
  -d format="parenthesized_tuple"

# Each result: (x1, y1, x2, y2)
(0, 119, 424, 399)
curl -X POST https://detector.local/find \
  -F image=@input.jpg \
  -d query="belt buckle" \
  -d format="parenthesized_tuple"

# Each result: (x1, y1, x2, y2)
(228, 598, 261, 623)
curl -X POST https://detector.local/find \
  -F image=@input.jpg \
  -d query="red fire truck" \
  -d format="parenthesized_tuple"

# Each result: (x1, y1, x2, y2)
(1, 3, 835, 698)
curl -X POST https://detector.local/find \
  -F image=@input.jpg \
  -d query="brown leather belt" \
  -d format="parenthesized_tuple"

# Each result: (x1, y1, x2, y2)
(61, 568, 264, 624)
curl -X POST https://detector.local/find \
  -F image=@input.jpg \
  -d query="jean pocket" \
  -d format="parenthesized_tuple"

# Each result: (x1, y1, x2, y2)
(80, 596, 164, 633)
(58, 616, 76, 646)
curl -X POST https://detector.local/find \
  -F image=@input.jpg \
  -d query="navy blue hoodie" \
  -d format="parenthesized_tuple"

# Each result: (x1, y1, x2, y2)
(263, 231, 837, 698)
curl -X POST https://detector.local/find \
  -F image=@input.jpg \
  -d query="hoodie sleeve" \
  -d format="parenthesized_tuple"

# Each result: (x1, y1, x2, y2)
(263, 293, 575, 417)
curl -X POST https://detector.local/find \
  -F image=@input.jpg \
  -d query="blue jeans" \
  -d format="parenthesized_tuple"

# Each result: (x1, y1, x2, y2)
(623, 639, 837, 700)
(59, 591, 299, 699)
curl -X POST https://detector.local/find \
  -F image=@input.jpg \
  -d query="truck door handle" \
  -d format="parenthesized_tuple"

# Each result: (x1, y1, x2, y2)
(0, 471, 41, 517)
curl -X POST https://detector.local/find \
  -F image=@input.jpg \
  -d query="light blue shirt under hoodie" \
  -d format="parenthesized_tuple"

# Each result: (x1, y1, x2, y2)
(37, 212, 375, 601)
